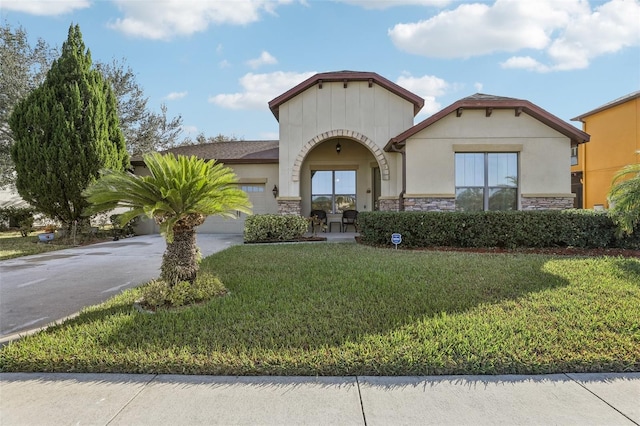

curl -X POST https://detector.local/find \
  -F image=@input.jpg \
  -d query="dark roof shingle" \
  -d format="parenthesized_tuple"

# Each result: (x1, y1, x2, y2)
(131, 140, 279, 165)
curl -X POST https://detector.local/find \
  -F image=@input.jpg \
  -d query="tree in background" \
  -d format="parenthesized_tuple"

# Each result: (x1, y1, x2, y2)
(180, 132, 241, 146)
(84, 152, 251, 286)
(0, 22, 57, 188)
(96, 59, 183, 154)
(9, 24, 128, 227)
(1, 23, 182, 188)
(608, 163, 640, 236)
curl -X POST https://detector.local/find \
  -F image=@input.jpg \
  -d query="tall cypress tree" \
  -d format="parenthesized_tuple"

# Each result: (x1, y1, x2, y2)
(9, 24, 128, 227)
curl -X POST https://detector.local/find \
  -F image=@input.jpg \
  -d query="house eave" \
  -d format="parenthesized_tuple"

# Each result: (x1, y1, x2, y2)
(268, 71, 425, 121)
(571, 90, 640, 122)
(385, 97, 590, 151)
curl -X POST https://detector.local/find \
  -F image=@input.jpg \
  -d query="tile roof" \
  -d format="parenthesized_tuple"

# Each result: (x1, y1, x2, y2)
(385, 93, 590, 150)
(130, 140, 279, 165)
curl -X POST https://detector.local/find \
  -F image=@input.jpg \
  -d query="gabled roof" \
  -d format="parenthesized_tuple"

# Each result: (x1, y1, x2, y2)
(385, 93, 590, 150)
(571, 91, 640, 122)
(268, 71, 425, 120)
(130, 140, 279, 165)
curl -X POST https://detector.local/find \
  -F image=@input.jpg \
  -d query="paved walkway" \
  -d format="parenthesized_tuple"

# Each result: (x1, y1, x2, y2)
(1, 372, 638, 425)
(2, 232, 638, 425)
(0, 232, 356, 342)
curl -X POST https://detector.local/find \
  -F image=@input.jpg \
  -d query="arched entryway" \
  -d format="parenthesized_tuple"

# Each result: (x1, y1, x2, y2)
(291, 129, 390, 182)
(290, 130, 390, 225)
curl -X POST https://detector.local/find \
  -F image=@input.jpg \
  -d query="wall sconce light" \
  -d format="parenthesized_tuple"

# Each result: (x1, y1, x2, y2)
(272, 185, 278, 198)
(336, 142, 342, 154)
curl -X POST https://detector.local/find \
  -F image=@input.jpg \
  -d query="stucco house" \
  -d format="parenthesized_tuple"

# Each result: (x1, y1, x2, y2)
(571, 91, 639, 209)
(133, 70, 589, 234)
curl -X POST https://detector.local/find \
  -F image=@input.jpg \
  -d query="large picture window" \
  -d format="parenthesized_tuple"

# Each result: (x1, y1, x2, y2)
(311, 170, 356, 213)
(455, 153, 518, 211)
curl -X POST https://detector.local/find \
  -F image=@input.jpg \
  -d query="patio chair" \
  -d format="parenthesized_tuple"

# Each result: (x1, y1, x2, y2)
(309, 209, 327, 232)
(341, 209, 358, 232)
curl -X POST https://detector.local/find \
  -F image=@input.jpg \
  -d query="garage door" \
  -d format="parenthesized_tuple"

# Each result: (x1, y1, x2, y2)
(197, 184, 267, 234)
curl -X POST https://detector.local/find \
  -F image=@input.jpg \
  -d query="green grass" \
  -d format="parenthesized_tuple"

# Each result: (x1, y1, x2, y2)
(0, 231, 74, 260)
(1, 243, 639, 375)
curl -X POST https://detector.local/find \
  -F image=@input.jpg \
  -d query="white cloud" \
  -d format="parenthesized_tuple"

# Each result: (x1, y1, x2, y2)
(209, 71, 316, 110)
(337, 0, 451, 9)
(474, 82, 483, 92)
(247, 51, 278, 69)
(389, 0, 640, 71)
(219, 60, 232, 69)
(396, 73, 450, 115)
(501, 56, 550, 73)
(108, 0, 295, 40)
(165, 91, 188, 101)
(1, 0, 90, 15)
(544, 0, 640, 71)
(396, 73, 449, 97)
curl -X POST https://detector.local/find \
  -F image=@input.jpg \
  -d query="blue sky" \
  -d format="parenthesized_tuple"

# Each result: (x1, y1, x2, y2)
(3, 0, 639, 141)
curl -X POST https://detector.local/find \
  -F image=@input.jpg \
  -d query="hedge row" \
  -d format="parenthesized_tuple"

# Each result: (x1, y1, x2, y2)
(357, 210, 640, 249)
(244, 214, 309, 243)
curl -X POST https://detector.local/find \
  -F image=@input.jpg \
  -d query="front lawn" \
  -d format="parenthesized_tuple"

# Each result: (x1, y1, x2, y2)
(1, 243, 639, 375)
(0, 231, 74, 260)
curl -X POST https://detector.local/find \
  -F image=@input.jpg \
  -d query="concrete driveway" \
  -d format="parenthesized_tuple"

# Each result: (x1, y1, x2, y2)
(0, 234, 243, 340)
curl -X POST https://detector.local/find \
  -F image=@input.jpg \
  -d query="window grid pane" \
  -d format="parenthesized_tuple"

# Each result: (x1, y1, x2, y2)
(455, 153, 518, 212)
(311, 170, 356, 214)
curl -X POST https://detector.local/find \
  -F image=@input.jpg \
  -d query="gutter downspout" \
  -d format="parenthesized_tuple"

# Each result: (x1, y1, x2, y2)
(388, 141, 406, 211)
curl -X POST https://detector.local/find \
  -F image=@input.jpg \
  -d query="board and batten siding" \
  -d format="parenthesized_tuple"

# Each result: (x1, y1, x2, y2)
(277, 80, 415, 198)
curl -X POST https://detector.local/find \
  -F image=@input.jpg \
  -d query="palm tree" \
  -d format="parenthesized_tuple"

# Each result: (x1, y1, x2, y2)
(608, 163, 640, 235)
(84, 152, 251, 285)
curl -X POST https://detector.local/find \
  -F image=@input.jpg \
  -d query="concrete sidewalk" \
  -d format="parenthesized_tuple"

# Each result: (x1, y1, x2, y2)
(1, 372, 638, 425)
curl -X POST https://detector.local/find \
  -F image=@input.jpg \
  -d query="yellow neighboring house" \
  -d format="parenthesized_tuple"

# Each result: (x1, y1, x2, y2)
(571, 91, 640, 209)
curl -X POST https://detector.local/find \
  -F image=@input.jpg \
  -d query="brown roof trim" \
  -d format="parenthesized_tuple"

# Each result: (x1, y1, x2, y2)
(385, 93, 590, 151)
(571, 90, 640, 122)
(268, 71, 425, 120)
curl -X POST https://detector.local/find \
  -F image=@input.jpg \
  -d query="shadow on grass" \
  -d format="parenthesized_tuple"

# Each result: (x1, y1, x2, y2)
(612, 258, 640, 282)
(8, 244, 638, 375)
(90, 245, 573, 351)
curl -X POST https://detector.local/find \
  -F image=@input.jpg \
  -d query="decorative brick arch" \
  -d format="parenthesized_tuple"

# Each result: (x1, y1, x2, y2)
(291, 129, 390, 182)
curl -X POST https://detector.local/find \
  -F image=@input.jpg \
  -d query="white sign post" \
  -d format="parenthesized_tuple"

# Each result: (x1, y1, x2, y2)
(391, 233, 402, 249)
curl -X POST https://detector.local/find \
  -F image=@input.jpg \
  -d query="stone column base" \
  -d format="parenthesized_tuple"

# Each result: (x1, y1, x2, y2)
(277, 198, 302, 215)
(378, 197, 400, 212)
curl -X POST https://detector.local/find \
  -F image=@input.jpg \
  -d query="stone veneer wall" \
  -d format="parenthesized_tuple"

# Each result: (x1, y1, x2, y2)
(521, 197, 574, 210)
(378, 198, 400, 212)
(404, 197, 456, 212)
(277, 199, 302, 215)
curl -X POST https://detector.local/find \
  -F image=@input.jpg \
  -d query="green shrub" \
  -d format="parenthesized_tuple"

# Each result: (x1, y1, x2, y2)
(139, 272, 227, 310)
(244, 214, 308, 243)
(358, 210, 639, 249)
(0, 206, 35, 230)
